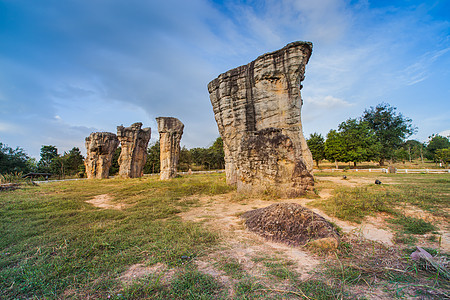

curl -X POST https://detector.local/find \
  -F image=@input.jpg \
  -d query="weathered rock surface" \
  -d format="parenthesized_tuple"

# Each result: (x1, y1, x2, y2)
(117, 123, 151, 178)
(207, 41, 314, 196)
(85, 132, 119, 179)
(156, 117, 184, 180)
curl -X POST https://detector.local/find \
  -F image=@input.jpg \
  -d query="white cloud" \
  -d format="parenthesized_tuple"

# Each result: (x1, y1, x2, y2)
(305, 95, 353, 108)
(438, 130, 450, 138)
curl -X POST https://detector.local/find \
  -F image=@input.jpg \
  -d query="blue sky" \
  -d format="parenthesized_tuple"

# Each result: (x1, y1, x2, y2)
(1, 0, 449, 158)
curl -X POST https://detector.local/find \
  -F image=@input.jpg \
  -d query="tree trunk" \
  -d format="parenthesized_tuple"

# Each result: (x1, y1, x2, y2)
(335, 160, 338, 169)
(353, 161, 357, 167)
(408, 146, 411, 163)
(379, 158, 385, 166)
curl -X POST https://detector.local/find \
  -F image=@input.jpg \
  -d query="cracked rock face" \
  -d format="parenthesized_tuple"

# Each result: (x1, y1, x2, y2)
(156, 117, 184, 180)
(117, 122, 151, 178)
(207, 41, 314, 196)
(85, 132, 119, 179)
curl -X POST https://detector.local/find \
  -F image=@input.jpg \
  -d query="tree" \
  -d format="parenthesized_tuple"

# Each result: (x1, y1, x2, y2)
(38, 145, 58, 172)
(362, 103, 416, 165)
(0, 143, 35, 174)
(109, 147, 122, 176)
(63, 147, 84, 175)
(324, 130, 345, 169)
(337, 118, 379, 167)
(178, 146, 192, 171)
(143, 142, 160, 174)
(435, 148, 450, 168)
(306, 133, 325, 167)
(403, 140, 426, 163)
(209, 137, 225, 169)
(426, 134, 450, 160)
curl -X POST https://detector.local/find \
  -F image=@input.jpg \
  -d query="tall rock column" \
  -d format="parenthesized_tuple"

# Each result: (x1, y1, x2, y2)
(156, 117, 184, 180)
(207, 41, 314, 196)
(85, 132, 119, 179)
(117, 122, 151, 178)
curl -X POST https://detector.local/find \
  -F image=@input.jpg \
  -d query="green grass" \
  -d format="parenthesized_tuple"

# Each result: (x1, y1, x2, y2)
(0, 173, 233, 299)
(312, 173, 449, 223)
(311, 186, 396, 223)
(1, 172, 448, 299)
(389, 215, 438, 235)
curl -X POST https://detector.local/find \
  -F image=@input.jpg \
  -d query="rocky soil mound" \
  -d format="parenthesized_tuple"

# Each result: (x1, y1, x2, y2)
(242, 203, 339, 246)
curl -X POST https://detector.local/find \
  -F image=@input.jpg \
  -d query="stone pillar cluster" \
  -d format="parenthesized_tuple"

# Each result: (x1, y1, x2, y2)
(207, 41, 315, 196)
(84, 41, 315, 196)
(84, 120, 184, 180)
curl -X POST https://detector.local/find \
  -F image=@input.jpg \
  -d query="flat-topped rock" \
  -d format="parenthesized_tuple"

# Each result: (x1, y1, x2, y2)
(208, 41, 314, 196)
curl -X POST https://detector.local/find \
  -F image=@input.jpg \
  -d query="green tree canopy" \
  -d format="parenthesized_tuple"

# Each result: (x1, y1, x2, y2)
(0, 143, 35, 174)
(324, 129, 345, 168)
(63, 147, 84, 176)
(403, 140, 426, 162)
(362, 103, 416, 165)
(337, 118, 379, 166)
(109, 147, 122, 176)
(426, 134, 450, 160)
(38, 145, 58, 172)
(306, 133, 325, 167)
(143, 143, 160, 174)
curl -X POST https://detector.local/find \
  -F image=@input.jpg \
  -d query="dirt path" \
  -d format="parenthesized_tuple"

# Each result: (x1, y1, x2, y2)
(179, 193, 321, 281)
(177, 176, 401, 282)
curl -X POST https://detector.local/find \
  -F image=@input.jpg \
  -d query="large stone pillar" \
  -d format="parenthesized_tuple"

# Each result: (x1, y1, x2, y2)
(207, 41, 314, 196)
(85, 132, 119, 179)
(156, 117, 184, 180)
(117, 122, 151, 178)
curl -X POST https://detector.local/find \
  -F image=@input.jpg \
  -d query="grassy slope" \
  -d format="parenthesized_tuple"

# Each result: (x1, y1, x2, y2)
(1, 172, 449, 299)
(0, 174, 232, 299)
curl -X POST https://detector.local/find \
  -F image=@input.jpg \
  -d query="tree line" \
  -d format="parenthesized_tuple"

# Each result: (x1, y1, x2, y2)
(306, 103, 450, 168)
(0, 137, 225, 178)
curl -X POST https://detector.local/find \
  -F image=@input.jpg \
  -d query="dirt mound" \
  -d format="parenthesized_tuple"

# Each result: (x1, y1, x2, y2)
(242, 203, 339, 246)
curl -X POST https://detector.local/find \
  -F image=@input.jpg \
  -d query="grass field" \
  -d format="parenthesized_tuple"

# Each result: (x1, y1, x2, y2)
(1, 172, 448, 299)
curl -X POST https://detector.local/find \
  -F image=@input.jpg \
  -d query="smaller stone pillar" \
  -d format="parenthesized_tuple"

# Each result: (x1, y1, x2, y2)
(156, 117, 184, 180)
(85, 132, 119, 179)
(117, 122, 151, 178)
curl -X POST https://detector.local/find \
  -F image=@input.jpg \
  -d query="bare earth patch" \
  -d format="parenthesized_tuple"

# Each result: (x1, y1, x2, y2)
(86, 194, 127, 210)
(179, 193, 321, 281)
(119, 263, 166, 284)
